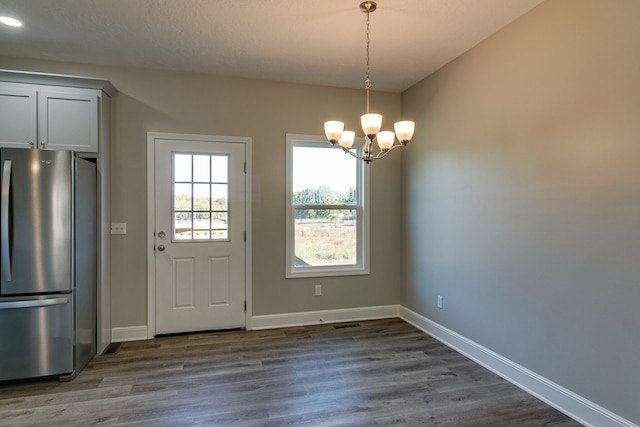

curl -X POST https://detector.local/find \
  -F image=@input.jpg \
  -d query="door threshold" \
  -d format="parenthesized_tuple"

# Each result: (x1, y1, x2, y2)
(155, 327, 246, 338)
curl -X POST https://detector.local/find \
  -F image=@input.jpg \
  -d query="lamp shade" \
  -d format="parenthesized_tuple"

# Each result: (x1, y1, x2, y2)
(324, 121, 344, 143)
(376, 131, 395, 150)
(361, 113, 382, 136)
(338, 131, 355, 149)
(394, 121, 415, 143)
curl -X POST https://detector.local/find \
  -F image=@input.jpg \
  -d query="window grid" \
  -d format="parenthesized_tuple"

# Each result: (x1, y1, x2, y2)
(173, 153, 229, 241)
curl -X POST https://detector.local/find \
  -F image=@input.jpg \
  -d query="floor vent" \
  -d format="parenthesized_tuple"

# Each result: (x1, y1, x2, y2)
(103, 342, 121, 354)
(334, 323, 361, 329)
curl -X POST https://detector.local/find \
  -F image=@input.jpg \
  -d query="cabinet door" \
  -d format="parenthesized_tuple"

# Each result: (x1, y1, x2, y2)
(0, 87, 37, 148)
(38, 89, 98, 152)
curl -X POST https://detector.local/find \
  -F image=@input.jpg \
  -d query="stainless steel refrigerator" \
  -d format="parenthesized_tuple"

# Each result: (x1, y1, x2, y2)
(0, 148, 96, 382)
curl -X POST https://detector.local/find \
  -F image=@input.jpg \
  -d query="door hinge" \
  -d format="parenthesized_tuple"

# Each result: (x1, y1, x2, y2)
(244, 162, 247, 173)
(244, 301, 247, 311)
(244, 231, 246, 242)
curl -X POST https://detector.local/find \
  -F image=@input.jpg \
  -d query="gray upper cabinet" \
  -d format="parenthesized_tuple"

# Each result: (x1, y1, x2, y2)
(0, 83, 99, 153)
(0, 86, 37, 148)
(38, 88, 99, 152)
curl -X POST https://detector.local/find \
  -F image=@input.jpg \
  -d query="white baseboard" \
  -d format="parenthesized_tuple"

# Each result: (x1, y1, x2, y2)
(399, 306, 638, 427)
(111, 306, 399, 340)
(109, 306, 636, 427)
(112, 325, 148, 342)
(251, 305, 400, 330)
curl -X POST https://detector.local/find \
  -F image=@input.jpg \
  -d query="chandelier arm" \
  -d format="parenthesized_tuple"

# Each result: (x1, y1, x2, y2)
(371, 143, 404, 161)
(342, 148, 360, 158)
(340, 142, 403, 163)
(342, 147, 374, 163)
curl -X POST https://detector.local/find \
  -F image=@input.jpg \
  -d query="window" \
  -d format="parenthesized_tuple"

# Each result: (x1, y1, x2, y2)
(173, 153, 229, 240)
(286, 134, 369, 278)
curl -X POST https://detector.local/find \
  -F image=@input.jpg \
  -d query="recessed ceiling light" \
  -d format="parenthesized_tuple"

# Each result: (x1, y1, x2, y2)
(0, 16, 23, 27)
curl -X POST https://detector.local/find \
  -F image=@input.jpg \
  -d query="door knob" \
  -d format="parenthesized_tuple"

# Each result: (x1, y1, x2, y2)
(157, 244, 165, 251)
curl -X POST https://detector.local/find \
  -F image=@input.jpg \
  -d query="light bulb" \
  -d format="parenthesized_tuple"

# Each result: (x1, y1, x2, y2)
(338, 131, 355, 149)
(376, 131, 395, 150)
(324, 121, 344, 144)
(361, 113, 382, 136)
(394, 121, 415, 144)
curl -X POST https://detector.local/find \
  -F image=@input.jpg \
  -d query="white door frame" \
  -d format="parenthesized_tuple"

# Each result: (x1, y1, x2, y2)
(146, 132, 252, 338)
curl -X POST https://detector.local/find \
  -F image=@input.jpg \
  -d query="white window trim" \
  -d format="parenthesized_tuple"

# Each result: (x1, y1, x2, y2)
(285, 134, 370, 278)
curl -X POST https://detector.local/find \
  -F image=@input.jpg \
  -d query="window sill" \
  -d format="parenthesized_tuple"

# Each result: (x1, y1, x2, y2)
(286, 265, 370, 279)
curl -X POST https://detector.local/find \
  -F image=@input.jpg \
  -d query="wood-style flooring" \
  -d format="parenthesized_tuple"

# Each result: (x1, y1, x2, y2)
(0, 318, 582, 426)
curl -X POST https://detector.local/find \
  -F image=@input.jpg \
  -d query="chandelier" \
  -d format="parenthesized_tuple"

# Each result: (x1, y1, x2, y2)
(324, 1, 415, 164)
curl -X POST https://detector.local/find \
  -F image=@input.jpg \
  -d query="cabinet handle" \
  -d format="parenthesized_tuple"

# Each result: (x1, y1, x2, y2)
(29, 140, 35, 148)
(1, 160, 12, 282)
(41, 140, 47, 147)
(0, 297, 69, 310)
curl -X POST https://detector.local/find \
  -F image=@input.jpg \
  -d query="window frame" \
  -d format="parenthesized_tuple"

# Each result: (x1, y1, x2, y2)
(285, 134, 370, 278)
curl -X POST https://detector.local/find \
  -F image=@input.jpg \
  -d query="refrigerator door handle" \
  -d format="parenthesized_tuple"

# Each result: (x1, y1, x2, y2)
(1, 159, 12, 282)
(0, 297, 69, 310)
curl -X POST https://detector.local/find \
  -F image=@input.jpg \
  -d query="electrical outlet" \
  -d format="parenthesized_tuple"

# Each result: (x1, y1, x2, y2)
(315, 284, 322, 296)
(437, 295, 443, 309)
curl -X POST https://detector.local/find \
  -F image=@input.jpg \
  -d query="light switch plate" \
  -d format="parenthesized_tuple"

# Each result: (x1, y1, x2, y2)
(111, 222, 127, 235)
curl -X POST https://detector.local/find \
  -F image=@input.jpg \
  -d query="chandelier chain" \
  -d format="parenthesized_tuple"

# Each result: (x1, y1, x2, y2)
(365, 7, 371, 113)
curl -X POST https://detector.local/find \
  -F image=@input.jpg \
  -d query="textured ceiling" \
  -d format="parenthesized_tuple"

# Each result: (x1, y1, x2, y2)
(0, 0, 543, 92)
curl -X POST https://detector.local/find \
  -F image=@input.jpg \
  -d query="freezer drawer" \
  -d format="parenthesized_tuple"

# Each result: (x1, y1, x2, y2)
(0, 294, 73, 381)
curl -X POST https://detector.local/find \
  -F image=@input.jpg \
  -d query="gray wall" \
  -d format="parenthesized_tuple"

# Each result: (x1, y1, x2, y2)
(401, 0, 640, 423)
(0, 57, 403, 327)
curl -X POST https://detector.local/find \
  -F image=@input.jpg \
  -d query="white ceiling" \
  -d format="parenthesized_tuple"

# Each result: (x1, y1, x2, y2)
(0, 0, 543, 92)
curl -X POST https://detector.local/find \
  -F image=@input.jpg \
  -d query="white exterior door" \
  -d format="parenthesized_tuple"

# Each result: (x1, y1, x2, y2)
(153, 136, 246, 334)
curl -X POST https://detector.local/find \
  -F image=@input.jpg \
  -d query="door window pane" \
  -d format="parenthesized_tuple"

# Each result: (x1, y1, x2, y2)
(193, 184, 211, 210)
(175, 212, 193, 240)
(211, 156, 228, 182)
(193, 155, 210, 182)
(174, 154, 192, 182)
(174, 183, 192, 211)
(212, 184, 228, 210)
(212, 212, 228, 239)
(193, 212, 211, 240)
(172, 153, 229, 241)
